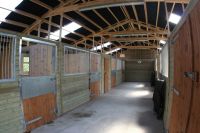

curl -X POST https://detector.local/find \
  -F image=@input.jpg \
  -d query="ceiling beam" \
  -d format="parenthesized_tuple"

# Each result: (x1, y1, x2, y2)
(30, 0, 53, 10)
(0, 20, 29, 28)
(106, 36, 167, 42)
(75, 11, 103, 30)
(75, 19, 131, 45)
(48, 0, 189, 17)
(91, 30, 168, 36)
(48, 0, 144, 17)
(117, 45, 160, 49)
(145, 0, 189, 3)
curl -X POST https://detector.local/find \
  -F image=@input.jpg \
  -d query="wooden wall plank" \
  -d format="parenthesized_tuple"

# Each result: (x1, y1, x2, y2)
(104, 58, 110, 93)
(90, 81, 100, 99)
(186, 1, 200, 132)
(169, 19, 193, 133)
(23, 93, 56, 132)
(29, 44, 53, 76)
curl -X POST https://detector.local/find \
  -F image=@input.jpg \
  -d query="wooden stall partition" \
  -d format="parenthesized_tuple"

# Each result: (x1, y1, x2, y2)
(186, 2, 200, 132)
(90, 81, 100, 99)
(20, 41, 57, 132)
(104, 57, 110, 93)
(90, 54, 100, 73)
(111, 58, 116, 88)
(29, 45, 53, 76)
(169, 19, 193, 133)
(111, 58, 116, 71)
(111, 75, 116, 88)
(23, 93, 56, 132)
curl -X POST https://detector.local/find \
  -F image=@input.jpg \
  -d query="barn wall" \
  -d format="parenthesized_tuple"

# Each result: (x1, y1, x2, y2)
(164, 0, 200, 132)
(0, 30, 125, 132)
(123, 49, 156, 82)
(61, 74, 90, 113)
(0, 37, 23, 133)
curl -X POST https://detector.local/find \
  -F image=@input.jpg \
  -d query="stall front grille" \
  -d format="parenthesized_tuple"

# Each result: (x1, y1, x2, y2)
(0, 33, 15, 80)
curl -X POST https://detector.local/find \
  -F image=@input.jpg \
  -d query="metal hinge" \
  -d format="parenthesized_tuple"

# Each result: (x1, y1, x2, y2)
(184, 72, 199, 82)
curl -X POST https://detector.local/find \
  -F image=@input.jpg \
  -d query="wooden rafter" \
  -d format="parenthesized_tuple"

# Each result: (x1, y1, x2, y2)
(30, 0, 52, 10)
(49, 0, 190, 17)
(75, 19, 131, 45)
(91, 30, 168, 36)
(107, 8, 126, 30)
(0, 19, 29, 28)
(75, 11, 103, 30)
(117, 45, 160, 49)
(145, 0, 189, 3)
(106, 36, 167, 42)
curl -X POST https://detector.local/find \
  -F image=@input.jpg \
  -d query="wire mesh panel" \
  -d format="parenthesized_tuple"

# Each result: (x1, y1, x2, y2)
(64, 46, 89, 75)
(0, 33, 16, 80)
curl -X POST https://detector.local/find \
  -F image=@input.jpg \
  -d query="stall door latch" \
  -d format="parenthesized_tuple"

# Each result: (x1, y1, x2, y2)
(184, 72, 199, 82)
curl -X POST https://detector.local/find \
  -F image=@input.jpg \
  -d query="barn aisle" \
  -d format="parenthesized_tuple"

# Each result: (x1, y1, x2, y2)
(33, 83, 163, 133)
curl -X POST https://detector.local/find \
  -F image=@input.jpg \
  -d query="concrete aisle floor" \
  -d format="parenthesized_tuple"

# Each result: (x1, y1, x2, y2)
(33, 82, 164, 133)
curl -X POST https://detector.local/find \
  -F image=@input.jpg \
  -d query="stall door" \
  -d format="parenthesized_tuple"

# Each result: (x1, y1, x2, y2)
(20, 40, 56, 132)
(90, 53, 101, 99)
(169, 19, 193, 133)
(187, 2, 200, 132)
(104, 58, 110, 93)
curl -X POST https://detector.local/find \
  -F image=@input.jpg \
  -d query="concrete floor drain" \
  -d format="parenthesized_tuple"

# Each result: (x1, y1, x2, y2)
(72, 111, 95, 118)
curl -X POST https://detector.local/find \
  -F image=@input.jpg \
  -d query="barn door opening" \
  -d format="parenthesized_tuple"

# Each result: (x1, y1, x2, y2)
(19, 37, 57, 132)
(169, 20, 193, 133)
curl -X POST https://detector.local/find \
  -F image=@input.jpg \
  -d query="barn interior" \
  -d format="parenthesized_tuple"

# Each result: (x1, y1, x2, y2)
(0, 0, 200, 133)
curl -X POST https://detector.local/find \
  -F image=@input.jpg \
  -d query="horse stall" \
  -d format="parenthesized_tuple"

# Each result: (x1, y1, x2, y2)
(90, 52, 101, 99)
(19, 37, 57, 132)
(62, 46, 90, 113)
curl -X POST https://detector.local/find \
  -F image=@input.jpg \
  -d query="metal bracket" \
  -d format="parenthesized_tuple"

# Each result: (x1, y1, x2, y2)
(184, 72, 199, 82)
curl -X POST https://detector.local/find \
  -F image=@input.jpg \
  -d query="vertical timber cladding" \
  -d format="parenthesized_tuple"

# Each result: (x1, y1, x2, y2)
(0, 35, 23, 133)
(169, 19, 193, 133)
(62, 46, 90, 113)
(111, 58, 117, 88)
(125, 60, 155, 82)
(116, 59, 124, 86)
(124, 49, 155, 82)
(187, 1, 200, 132)
(90, 52, 101, 99)
(20, 40, 57, 132)
(104, 57, 110, 93)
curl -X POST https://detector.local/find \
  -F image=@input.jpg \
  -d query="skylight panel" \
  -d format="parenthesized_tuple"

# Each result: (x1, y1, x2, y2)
(91, 42, 112, 51)
(169, 13, 181, 24)
(49, 22, 81, 40)
(49, 34, 59, 40)
(63, 22, 82, 32)
(0, 0, 23, 24)
(0, 8, 11, 23)
(105, 48, 121, 54)
(160, 40, 166, 45)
